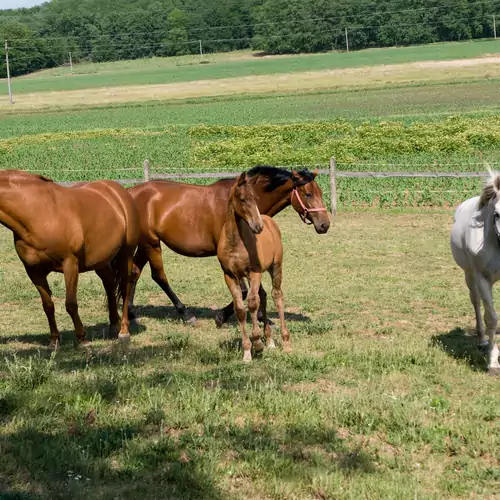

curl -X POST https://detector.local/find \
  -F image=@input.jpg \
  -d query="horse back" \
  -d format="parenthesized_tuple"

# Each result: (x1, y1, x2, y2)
(128, 180, 231, 255)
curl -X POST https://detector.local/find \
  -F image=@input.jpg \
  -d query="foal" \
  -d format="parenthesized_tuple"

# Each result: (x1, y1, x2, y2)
(217, 172, 291, 362)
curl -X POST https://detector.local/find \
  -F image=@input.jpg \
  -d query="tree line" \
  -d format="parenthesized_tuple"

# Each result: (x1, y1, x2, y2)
(1, 0, 499, 77)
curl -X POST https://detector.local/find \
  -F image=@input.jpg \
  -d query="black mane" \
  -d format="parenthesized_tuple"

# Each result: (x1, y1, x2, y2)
(246, 165, 315, 192)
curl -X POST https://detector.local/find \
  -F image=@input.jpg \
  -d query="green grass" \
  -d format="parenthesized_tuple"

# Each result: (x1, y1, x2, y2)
(2, 80, 500, 135)
(7, 39, 500, 94)
(0, 209, 499, 499)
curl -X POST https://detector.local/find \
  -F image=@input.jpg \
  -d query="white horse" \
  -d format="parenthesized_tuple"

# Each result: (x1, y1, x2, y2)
(450, 170, 500, 375)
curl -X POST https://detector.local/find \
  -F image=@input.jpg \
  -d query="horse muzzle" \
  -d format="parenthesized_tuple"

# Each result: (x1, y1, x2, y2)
(249, 221, 264, 234)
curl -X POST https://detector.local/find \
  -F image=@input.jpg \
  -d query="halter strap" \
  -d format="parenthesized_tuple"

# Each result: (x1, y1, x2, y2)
(291, 188, 327, 224)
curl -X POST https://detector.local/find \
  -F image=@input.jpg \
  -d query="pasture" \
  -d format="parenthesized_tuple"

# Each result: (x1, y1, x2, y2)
(1, 38, 500, 499)
(1, 209, 499, 499)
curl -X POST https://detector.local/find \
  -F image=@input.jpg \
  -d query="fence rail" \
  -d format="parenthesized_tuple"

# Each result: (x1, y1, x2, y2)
(52, 158, 490, 216)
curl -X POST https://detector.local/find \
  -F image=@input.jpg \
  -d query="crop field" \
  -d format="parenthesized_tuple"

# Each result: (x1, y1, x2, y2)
(1, 39, 500, 499)
(0, 209, 499, 499)
(7, 39, 500, 95)
(2, 114, 500, 207)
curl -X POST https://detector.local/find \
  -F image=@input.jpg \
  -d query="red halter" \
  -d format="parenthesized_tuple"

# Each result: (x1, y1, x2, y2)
(291, 188, 328, 224)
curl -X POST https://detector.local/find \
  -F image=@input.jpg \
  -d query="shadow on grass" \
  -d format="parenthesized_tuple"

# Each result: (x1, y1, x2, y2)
(431, 327, 488, 372)
(0, 425, 223, 500)
(134, 303, 310, 325)
(0, 420, 375, 500)
(0, 321, 147, 349)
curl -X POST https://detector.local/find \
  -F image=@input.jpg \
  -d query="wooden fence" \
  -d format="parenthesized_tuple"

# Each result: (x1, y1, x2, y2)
(58, 158, 491, 216)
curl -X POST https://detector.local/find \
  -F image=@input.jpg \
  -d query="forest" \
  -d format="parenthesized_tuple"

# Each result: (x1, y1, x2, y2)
(1, 0, 499, 77)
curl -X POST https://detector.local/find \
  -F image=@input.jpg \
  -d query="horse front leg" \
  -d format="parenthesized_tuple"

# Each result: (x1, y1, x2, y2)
(224, 274, 251, 362)
(476, 274, 500, 374)
(26, 267, 60, 348)
(248, 273, 265, 354)
(215, 279, 248, 328)
(63, 258, 89, 347)
(465, 271, 487, 348)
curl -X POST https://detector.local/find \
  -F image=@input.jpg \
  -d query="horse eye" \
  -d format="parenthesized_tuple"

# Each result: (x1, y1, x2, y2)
(305, 193, 312, 199)
(240, 198, 246, 203)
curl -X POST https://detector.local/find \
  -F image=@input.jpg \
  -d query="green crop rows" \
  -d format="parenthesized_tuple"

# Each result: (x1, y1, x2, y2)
(1, 112, 499, 208)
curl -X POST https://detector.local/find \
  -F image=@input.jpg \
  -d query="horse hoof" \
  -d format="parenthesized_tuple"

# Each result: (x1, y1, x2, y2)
(242, 351, 252, 363)
(48, 341, 59, 350)
(214, 311, 226, 328)
(78, 340, 91, 348)
(267, 339, 276, 349)
(282, 342, 292, 353)
(253, 340, 265, 353)
(478, 341, 489, 352)
(118, 333, 131, 344)
(487, 367, 500, 376)
(186, 316, 198, 327)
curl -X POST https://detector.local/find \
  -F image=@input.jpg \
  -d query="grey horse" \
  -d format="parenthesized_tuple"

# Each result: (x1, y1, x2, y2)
(450, 170, 500, 375)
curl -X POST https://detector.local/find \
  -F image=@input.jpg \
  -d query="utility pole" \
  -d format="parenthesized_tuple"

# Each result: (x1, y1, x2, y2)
(345, 28, 349, 52)
(199, 40, 203, 64)
(4, 40, 13, 105)
(494, 14, 497, 39)
(69, 51, 73, 74)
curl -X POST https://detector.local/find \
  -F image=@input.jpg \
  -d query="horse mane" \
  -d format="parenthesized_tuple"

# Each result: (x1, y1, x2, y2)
(479, 168, 500, 208)
(246, 165, 315, 192)
(0, 169, 53, 183)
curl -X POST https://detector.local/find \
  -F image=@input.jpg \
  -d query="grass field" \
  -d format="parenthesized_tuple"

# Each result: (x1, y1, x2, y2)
(1, 39, 500, 498)
(7, 39, 500, 95)
(0, 209, 499, 499)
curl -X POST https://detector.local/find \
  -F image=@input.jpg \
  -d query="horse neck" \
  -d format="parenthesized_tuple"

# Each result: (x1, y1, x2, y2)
(252, 179, 294, 217)
(0, 178, 34, 236)
(225, 196, 257, 251)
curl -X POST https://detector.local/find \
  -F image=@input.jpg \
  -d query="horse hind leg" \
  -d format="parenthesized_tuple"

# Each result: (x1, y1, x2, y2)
(248, 273, 265, 354)
(117, 247, 135, 342)
(147, 242, 195, 325)
(476, 274, 500, 375)
(269, 262, 291, 353)
(127, 244, 149, 320)
(26, 267, 60, 348)
(63, 258, 89, 347)
(465, 271, 487, 348)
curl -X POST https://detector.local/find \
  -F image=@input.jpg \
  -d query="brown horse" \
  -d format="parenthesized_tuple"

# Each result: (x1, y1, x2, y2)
(0, 170, 139, 347)
(128, 166, 330, 325)
(217, 172, 290, 362)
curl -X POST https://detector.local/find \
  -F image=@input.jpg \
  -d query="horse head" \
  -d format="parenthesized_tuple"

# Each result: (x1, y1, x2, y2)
(290, 168, 330, 234)
(232, 172, 263, 234)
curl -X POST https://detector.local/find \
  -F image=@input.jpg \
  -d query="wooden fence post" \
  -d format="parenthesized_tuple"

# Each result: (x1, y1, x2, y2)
(330, 156, 337, 216)
(143, 159, 150, 182)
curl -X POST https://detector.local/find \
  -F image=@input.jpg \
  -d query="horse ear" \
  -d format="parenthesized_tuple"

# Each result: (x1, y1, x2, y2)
(312, 168, 319, 178)
(291, 169, 301, 185)
(494, 174, 500, 193)
(237, 172, 247, 186)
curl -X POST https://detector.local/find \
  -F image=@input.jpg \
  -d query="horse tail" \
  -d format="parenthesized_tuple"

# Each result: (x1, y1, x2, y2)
(109, 249, 126, 309)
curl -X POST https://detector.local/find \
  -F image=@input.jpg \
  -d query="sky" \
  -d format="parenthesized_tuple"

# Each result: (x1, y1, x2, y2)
(0, 0, 46, 10)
